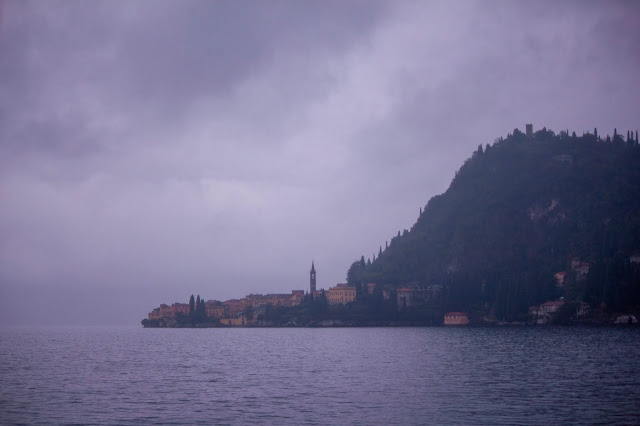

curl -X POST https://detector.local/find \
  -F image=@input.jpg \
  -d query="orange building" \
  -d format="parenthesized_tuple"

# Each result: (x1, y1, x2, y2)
(148, 307, 163, 320)
(147, 302, 190, 320)
(291, 290, 305, 305)
(223, 299, 244, 317)
(204, 300, 225, 318)
(172, 303, 190, 316)
(327, 284, 356, 305)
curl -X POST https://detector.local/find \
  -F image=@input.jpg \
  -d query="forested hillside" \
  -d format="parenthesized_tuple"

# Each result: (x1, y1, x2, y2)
(347, 127, 640, 320)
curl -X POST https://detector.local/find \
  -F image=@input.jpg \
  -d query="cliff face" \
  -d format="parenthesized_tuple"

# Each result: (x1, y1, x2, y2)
(348, 128, 640, 320)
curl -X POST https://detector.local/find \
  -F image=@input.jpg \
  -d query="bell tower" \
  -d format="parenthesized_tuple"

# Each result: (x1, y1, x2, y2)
(310, 261, 316, 294)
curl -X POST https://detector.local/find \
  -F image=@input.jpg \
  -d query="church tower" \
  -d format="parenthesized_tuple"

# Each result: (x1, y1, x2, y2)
(310, 261, 316, 294)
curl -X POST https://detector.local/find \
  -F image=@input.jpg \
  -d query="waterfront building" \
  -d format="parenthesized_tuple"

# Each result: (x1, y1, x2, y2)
(444, 312, 469, 325)
(327, 284, 356, 305)
(204, 300, 225, 318)
(529, 300, 565, 324)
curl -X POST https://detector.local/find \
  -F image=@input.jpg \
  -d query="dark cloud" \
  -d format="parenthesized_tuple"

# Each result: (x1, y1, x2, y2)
(1, 1, 639, 326)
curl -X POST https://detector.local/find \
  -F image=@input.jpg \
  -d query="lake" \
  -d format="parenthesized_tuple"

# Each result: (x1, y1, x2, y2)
(0, 326, 638, 424)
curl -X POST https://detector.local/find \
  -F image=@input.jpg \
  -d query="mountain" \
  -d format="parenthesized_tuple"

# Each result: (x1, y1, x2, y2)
(347, 127, 640, 321)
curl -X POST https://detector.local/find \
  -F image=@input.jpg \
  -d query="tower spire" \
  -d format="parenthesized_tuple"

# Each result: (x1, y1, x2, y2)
(310, 261, 317, 294)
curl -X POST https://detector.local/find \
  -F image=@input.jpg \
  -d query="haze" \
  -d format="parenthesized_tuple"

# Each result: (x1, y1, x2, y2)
(1, 0, 639, 326)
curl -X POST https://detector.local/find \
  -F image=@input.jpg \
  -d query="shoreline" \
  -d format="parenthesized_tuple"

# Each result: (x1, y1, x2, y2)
(141, 321, 638, 329)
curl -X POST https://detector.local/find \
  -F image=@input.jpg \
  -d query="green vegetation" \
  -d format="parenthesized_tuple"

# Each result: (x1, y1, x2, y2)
(347, 127, 640, 321)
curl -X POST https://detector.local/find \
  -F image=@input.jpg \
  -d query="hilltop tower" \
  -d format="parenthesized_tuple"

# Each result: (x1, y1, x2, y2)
(310, 261, 316, 294)
(526, 123, 533, 137)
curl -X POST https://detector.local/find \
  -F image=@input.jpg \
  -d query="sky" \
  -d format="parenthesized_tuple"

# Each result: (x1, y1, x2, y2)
(1, 0, 639, 326)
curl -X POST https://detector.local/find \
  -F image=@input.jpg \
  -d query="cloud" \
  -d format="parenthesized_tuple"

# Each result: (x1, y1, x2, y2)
(1, 0, 639, 325)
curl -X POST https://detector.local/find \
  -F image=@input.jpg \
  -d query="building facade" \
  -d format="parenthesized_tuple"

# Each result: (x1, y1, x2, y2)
(327, 284, 356, 305)
(444, 312, 469, 325)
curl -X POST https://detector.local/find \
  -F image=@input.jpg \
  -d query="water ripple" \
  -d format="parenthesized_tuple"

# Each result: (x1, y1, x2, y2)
(0, 327, 639, 424)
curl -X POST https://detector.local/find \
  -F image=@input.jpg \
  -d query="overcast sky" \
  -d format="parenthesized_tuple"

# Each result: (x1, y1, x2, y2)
(1, 1, 639, 326)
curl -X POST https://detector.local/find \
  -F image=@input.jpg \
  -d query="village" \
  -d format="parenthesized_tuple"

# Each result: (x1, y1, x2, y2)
(145, 256, 640, 327)
(527, 255, 640, 325)
(146, 262, 358, 326)
(145, 261, 466, 326)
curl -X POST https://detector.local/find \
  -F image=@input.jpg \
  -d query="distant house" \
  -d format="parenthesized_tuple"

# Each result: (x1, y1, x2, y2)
(539, 300, 564, 314)
(327, 284, 356, 305)
(396, 288, 415, 309)
(571, 258, 590, 280)
(173, 303, 190, 316)
(554, 271, 567, 286)
(291, 290, 305, 305)
(204, 300, 225, 318)
(614, 314, 638, 325)
(382, 289, 392, 301)
(530, 300, 565, 324)
(528, 305, 539, 317)
(223, 299, 244, 317)
(148, 307, 163, 320)
(366, 283, 376, 295)
(575, 263, 590, 280)
(225, 316, 245, 326)
(147, 302, 191, 321)
(444, 312, 469, 325)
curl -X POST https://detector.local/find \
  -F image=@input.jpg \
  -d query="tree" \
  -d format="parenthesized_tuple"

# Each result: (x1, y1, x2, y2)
(347, 260, 364, 286)
(189, 294, 195, 314)
(345, 127, 640, 320)
(245, 305, 254, 322)
(196, 297, 205, 322)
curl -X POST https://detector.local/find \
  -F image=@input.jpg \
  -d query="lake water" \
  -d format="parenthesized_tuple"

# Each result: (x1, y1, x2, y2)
(0, 326, 638, 424)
